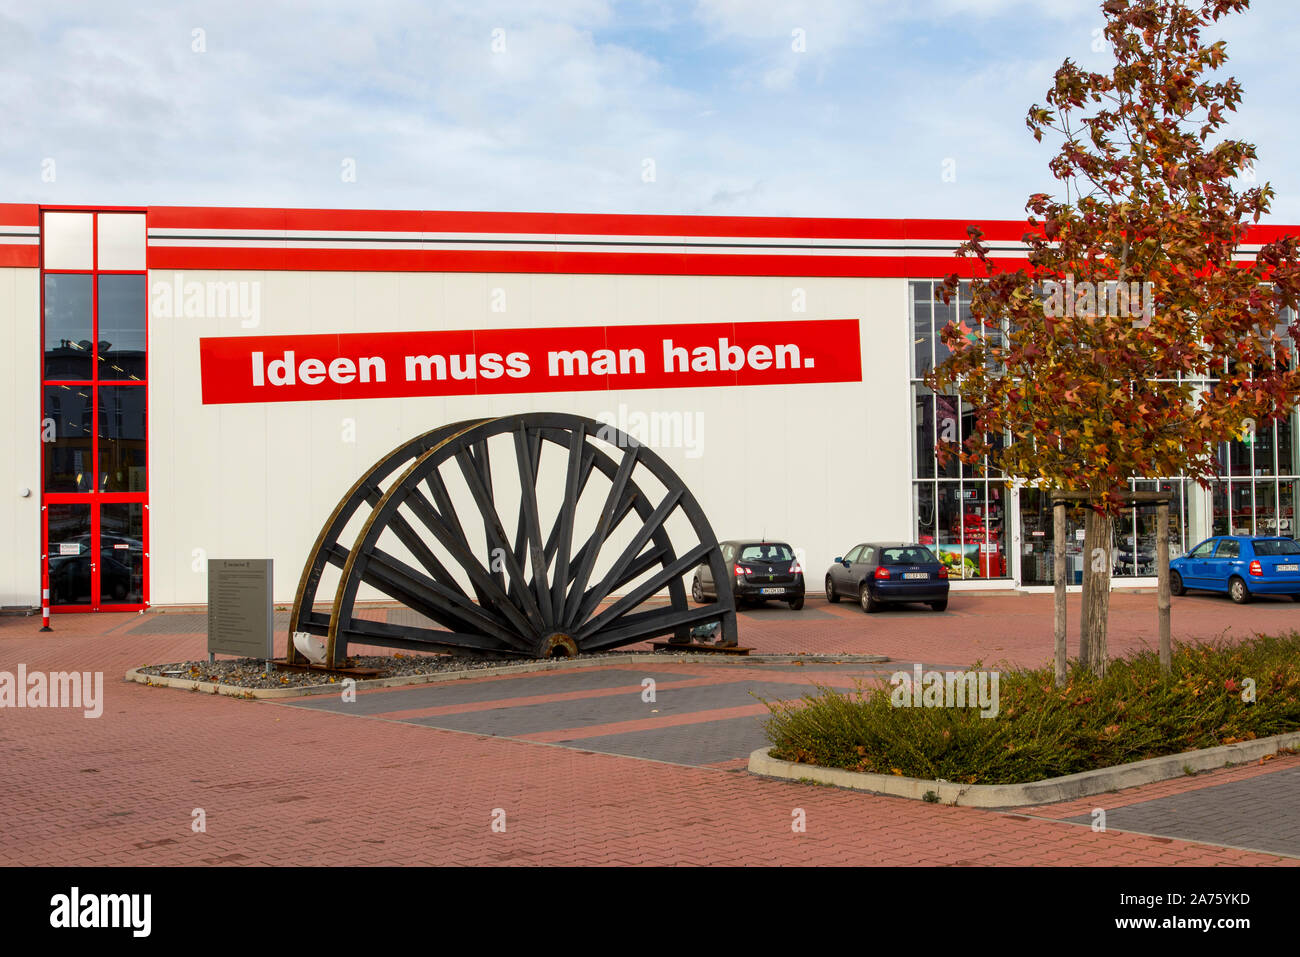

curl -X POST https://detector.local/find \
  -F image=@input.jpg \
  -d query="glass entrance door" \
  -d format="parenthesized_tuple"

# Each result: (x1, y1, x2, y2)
(45, 500, 147, 610)
(46, 502, 93, 608)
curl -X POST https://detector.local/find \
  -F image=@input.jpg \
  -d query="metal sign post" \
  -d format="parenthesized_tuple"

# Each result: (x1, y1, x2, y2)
(207, 559, 274, 663)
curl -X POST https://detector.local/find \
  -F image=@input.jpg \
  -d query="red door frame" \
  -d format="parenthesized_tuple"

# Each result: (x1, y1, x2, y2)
(40, 207, 149, 613)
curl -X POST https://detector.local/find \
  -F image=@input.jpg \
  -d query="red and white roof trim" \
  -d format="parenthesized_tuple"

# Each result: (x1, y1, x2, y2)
(139, 207, 1044, 276)
(0, 204, 40, 267)
(4, 204, 1293, 277)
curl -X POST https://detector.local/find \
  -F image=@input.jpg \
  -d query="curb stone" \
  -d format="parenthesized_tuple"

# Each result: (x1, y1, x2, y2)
(125, 652, 891, 700)
(747, 730, 1300, 808)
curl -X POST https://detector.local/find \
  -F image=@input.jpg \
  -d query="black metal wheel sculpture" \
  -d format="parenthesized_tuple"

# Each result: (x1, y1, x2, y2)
(288, 413, 737, 664)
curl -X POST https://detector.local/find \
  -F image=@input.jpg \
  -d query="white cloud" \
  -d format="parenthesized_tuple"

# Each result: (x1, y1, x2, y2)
(1, 0, 1298, 224)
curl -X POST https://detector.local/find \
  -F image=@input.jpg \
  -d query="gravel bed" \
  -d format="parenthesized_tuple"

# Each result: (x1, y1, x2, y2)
(136, 650, 673, 689)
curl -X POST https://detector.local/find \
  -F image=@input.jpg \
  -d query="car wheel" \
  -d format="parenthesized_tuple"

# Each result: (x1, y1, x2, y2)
(1229, 576, 1251, 604)
(825, 576, 840, 603)
(1169, 570, 1184, 596)
(859, 583, 880, 614)
(691, 577, 705, 603)
(788, 596, 805, 611)
(930, 599, 947, 612)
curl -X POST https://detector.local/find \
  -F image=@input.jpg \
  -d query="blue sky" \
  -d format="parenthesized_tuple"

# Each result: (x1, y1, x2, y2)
(3, 0, 1299, 223)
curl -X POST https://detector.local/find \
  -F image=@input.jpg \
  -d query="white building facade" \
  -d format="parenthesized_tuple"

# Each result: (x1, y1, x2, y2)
(2, 204, 1296, 612)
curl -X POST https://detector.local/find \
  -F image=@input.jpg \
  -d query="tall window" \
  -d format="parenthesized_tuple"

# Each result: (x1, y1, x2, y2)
(1208, 307, 1300, 538)
(909, 279, 1194, 584)
(42, 210, 148, 610)
(910, 280, 1011, 579)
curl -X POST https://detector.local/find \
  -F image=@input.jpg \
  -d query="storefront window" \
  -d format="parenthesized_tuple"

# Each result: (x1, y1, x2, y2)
(910, 280, 1011, 580)
(97, 274, 147, 381)
(43, 384, 94, 492)
(912, 285, 933, 378)
(1117, 479, 1188, 575)
(933, 293, 954, 371)
(98, 386, 147, 492)
(915, 481, 1009, 580)
(1282, 480, 1299, 537)
(935, 393, 962, 479)
(1017, 490, 1085, 586)
(913, 385, 935, 479)
(43, 274, 94, 381)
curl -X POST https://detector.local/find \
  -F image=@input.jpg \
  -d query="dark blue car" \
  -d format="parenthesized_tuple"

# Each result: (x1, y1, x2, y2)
(825, 542, 949, 613)
(1170, 536, 1300, 603)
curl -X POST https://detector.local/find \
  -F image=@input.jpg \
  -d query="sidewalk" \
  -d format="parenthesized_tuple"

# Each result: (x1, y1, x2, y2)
(1, 594, 1296, 866)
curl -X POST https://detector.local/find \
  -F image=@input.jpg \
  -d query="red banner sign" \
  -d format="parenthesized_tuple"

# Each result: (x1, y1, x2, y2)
(198, 319, 861, 404)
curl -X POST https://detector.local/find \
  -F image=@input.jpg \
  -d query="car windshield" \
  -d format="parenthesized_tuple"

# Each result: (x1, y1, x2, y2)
(1253, 539, 1300, 555)
(739, 544, 793, 562)
(881, 546, 937, 565)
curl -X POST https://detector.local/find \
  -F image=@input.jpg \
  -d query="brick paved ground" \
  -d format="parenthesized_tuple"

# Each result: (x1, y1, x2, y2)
(1, 592, 1297, 866)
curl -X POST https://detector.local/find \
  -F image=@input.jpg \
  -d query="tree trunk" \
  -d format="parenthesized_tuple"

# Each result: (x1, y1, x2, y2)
(1157, 502, 1171, 673)
(1079, 508, 1113, 678)
(1053, 500, 1067, 687)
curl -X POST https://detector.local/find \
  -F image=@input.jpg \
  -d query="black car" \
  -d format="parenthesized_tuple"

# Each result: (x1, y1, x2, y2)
(825, 542, 949, 612)
(692, 540, 805, 610)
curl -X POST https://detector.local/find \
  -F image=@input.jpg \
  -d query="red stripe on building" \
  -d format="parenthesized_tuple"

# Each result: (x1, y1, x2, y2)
(0, 203, 39, 226)
(147, 244, 1034, 277)
(0, 245, 39, 267)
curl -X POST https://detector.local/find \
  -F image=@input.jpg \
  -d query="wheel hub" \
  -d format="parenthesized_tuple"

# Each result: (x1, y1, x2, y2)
(539, 632, 579, 659)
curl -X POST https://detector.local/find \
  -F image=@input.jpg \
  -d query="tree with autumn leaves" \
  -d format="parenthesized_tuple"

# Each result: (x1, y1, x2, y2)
(927, 0, 1300, 675)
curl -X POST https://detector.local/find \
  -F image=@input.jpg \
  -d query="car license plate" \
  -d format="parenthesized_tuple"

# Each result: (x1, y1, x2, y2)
(1279, 564, 1299, 572)
(760, 587, 784, 595)
(904, 573, 928, 580)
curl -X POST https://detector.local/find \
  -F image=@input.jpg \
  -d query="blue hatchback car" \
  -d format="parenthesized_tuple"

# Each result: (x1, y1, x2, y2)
(1170, 536, 1300, 603)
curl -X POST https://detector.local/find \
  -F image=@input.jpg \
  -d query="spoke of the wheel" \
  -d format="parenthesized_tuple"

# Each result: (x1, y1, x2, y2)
(393, 481, 538, 640)
(571, 487, 683, 628)
(576, 541, 711, 640)
(606, 542, 669, 594)
(356, 559, 477, 636)
(548, 425, 586, 623)
(384, 509, 470, 601)
(470, 438, 496, 591)
(543, 445, 596, 568)
(513, 426, 554, 629)
(365, 547, 533, 652)
(339, 615, 508, 656)
(454, 447, 547, 630)
(510, 428, 544, 602)
(563, 445, 640, 626)
(399, 484, 504, 608)
(582, 604, 724, 652)
(561, 488, 637, 587)
(422, 468, 493, 607)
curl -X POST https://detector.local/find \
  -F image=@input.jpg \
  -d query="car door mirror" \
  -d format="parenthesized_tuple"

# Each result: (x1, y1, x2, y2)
(833, 556, 843, 565)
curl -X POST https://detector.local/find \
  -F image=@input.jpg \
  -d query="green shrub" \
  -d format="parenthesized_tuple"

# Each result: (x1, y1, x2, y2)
(761, 633, 1300, 785)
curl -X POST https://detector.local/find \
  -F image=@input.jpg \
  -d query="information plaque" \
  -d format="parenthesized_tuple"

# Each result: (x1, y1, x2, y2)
(207, 559, 274, 661)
